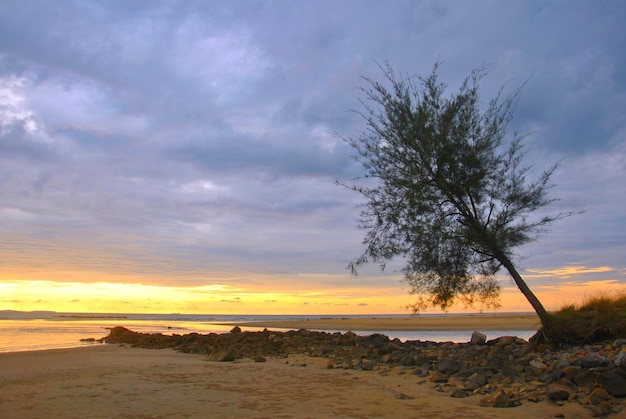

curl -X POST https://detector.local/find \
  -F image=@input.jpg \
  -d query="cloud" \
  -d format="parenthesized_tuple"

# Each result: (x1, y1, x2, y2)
(0, 1, 624, 312)
(525, 266, 615, 279)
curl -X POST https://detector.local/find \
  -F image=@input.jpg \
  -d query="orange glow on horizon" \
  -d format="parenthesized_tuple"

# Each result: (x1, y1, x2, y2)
(1, 264, 624, 315)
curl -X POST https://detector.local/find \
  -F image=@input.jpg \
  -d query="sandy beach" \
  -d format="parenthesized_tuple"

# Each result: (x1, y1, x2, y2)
(0, 344, 601, 418)
(232, 313, 542, 332)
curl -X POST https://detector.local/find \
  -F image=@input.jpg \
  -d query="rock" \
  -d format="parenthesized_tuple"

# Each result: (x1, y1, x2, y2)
(581, 352, 608, 368)
(479, 389, 515, 408)
(208, 349, 238, 362)
(357, 359, 375, 371)
(253, 355, 267, 362)
(614, 339, 626, 348)
(501, 364, 519, 377)
(601, 371, 626, 397)
(412, 353, 428, 364)
(471, 331, 486, 345)
(429, 371, 449, 383)
(546, 383, 574, 401)
(437, 358, 461, 375)
(341, 356, 354, 369)
(467, 371, 487, 390)
(583, 388, 609, 405)
(584, 404, 613, 417)
(394, 391, 414, 400)
(398, 354, 416, 366)
(496, 336, 516, 347)
(230, 326, 242, 333)
(529, 360, 547, 370)
(450, 388, 469, 398)
(614, 351, 626, 368)
(526, 392, 544, 403)
(518, 341, 538, 356)
(572, 369, 597, 387)
(365, 333, 390, 346)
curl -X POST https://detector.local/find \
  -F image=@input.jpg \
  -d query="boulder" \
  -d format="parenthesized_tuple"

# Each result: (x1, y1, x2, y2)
(546, 383, 574, 401)
(581, 352, 608, 368)
(496, 336, 516, 347)
(601, 371, 626, 397)
(450, 388, 469, 398)
(437, 358, 462, 375)
(208, 349, 238, 362)
(398, 354, 417, 366)
(572, 369, 597, 387)
(480, 389, 515, 408)
(467, 371, 487, 390)
(583, 388, 609, 405)
(429, 371, 449, 383)
(471, 331, 486, 345)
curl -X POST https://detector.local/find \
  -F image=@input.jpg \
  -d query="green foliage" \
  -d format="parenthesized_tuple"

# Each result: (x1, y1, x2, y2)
(343, 62, 568, 315)
(545, 292, 626, 343)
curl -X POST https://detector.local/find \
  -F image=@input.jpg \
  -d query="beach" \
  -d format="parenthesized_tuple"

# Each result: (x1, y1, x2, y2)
(0, 344, 599, 418)
(1, 314, 620, 418)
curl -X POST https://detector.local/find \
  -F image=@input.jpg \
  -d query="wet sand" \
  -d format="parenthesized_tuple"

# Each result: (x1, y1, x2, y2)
(232, 313, 541, 332)
(0, 344, 596, 418)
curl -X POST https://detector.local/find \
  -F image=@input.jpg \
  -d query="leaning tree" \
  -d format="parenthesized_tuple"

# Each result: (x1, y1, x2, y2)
(343, 62, 574, 327)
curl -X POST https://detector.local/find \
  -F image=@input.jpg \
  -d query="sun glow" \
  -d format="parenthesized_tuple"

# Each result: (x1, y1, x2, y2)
(1, 264, 623, 315)
(0, 278, 417, 315)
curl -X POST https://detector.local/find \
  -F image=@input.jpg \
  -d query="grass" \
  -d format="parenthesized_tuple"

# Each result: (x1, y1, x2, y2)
(544, 292, 626, 344)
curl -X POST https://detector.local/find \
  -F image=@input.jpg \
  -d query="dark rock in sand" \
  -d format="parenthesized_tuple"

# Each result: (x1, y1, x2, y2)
(394, 391, 414, 400)
(479, 389, 516, 408)
(601, 371, 626, 397)
(581, 352, 609, 368)
(436, 358, 461, 375)
(584, 388, 610, 405)
(450, 388, 469, 398)
(546, 383, 574, 401)
(208, 349, 238, 362)
(467, 371, 487, 390)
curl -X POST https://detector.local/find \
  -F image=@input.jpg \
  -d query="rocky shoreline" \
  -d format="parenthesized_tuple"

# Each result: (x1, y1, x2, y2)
(103, 326, 626, 416)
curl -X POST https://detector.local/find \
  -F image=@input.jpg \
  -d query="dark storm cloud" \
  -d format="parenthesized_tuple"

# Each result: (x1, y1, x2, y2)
(0, 0, 624, 291)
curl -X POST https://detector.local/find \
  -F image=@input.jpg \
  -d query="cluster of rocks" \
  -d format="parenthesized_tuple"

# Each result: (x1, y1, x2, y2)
(103, 326, 626, 416)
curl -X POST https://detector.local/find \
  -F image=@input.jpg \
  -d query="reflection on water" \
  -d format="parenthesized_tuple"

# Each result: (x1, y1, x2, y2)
(0, 313, 537, 353)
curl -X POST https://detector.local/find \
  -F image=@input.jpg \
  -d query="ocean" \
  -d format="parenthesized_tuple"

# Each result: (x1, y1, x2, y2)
(0, 311, 538, 353)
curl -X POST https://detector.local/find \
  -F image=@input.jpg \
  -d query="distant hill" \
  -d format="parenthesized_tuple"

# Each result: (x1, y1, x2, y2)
(0, 310, 57, 319)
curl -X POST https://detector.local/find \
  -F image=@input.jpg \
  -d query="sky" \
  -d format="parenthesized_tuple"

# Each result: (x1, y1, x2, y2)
(0, 0, 625, 315)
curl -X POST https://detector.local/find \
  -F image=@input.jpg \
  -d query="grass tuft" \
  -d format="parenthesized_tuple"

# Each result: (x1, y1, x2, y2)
(544, 291, 626, 344)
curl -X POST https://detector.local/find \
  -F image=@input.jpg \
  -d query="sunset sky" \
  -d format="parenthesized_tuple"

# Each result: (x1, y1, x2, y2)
(1, 1, 625, 315)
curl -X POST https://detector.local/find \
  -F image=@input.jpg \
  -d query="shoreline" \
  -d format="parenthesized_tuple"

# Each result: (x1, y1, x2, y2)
(224, 313, 541, 332)
(0, 313, 540, 354)
(0, 344, 594, 418)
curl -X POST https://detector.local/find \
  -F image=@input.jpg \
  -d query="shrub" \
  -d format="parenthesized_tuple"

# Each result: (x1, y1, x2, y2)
(544, 292, 626, 344)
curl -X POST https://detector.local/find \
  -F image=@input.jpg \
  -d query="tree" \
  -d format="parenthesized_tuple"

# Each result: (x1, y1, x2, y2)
(343, 62, 572, 327)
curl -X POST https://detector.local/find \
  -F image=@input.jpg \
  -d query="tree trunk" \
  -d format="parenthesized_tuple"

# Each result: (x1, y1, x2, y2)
(496, 251, 551, 328)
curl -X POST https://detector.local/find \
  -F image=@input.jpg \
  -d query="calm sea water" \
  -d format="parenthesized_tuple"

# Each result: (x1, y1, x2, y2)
(0, 312, 538, 353)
